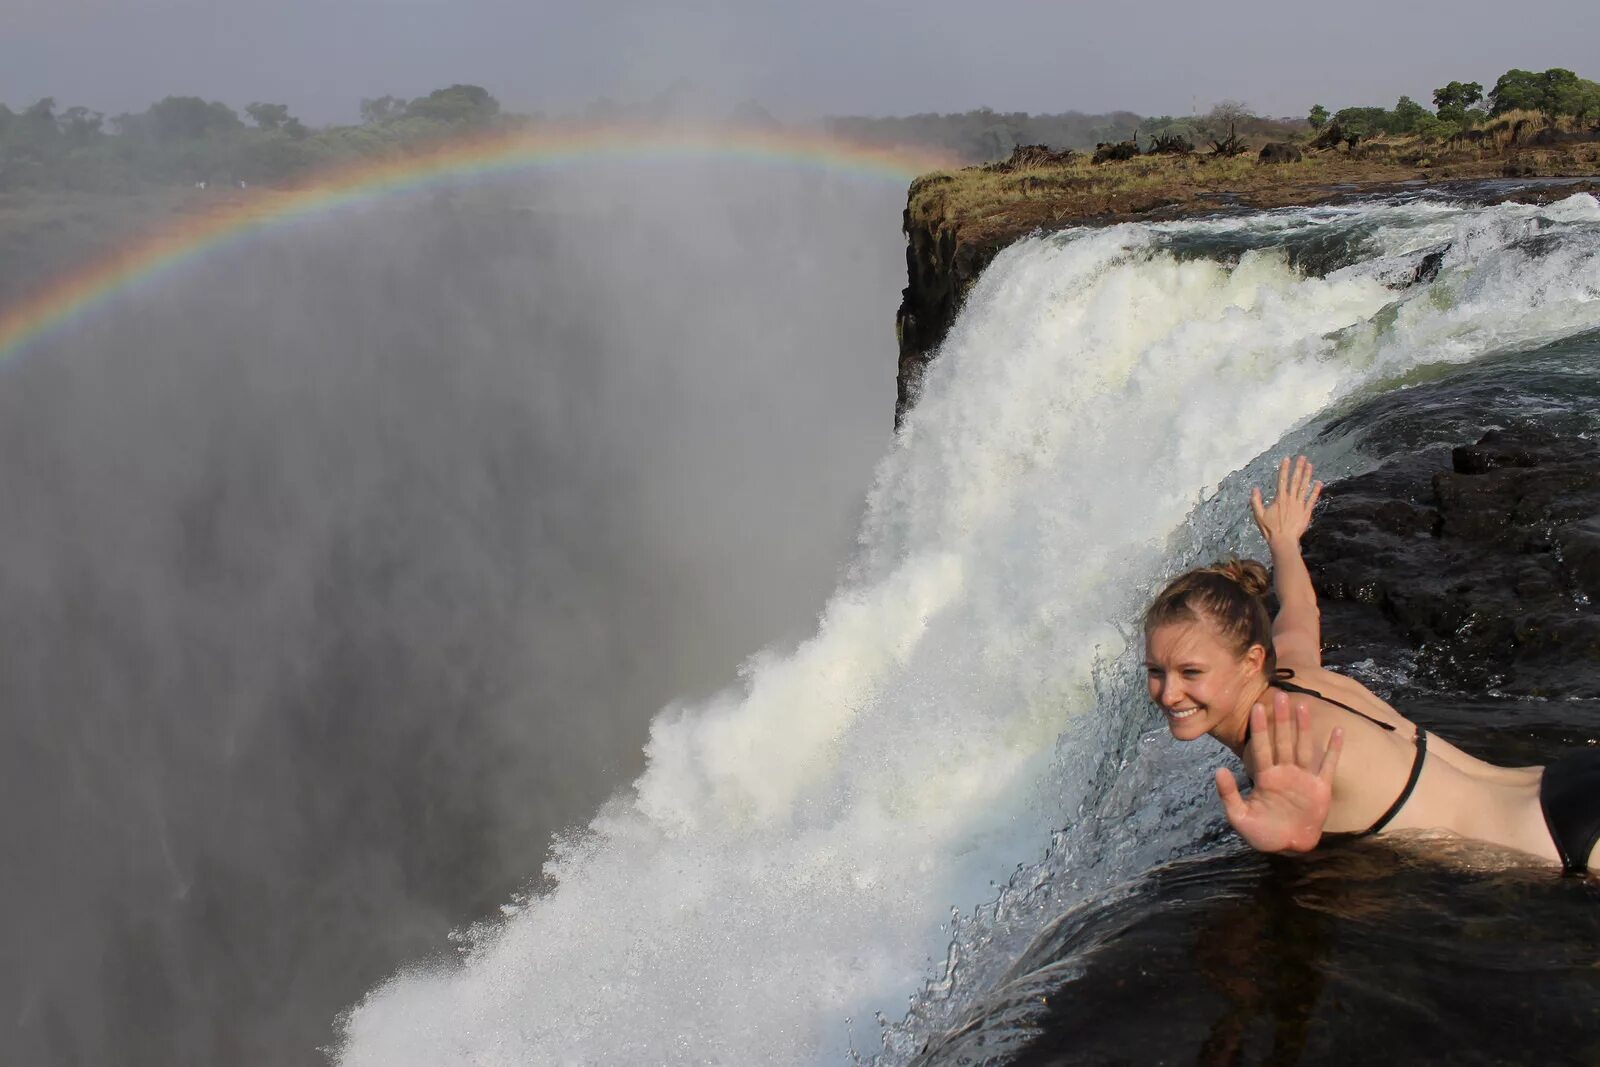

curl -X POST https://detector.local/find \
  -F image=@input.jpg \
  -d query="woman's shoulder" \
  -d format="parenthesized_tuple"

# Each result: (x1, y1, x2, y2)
(1276, 663, 1412, 731)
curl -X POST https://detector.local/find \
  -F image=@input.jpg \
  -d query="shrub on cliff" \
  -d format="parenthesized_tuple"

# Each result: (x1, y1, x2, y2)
(1208, 124, 1248, 157)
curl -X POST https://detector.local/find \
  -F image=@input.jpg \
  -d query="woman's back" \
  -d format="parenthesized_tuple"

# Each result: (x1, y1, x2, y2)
(1270, 662, 1555, 860)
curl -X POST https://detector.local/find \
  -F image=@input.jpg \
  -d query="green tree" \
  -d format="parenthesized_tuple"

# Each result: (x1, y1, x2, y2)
(359, 95, 404, 124)
(1490, 69, 1546, 114)
(1432, 80, 1483, 123)
(56, 106, 103, 144)
(1308, 104, 1329, 130)
(22, 98, 59, 144)
(1390, 95, 1429, 133)
(245, 102, 307, 139)
(144, 96, 242, 141)
(405, 84, 500, 126)
(1489, 67, 1588, 119)
(237, 131, 317, 181)
(1333, 106, 1389, 139)
(245, 102, 289, 131)
(1552, 77, 1600, 122)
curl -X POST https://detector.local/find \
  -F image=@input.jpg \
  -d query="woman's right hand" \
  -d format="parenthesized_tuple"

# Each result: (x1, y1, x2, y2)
(1215, 692, 1343, 854)
(1250, 455, 1323, 546)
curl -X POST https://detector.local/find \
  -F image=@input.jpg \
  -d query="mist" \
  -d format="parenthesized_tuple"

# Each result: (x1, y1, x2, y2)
(0, 160, 904, 1064)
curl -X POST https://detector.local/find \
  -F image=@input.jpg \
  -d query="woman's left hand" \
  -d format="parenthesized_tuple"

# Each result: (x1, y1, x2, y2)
(1215, 691, 1343, 854)
(1250, 455, 1323, 546)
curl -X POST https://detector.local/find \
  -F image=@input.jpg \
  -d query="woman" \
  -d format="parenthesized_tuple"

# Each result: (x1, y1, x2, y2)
(1144, 456, 1600, 873)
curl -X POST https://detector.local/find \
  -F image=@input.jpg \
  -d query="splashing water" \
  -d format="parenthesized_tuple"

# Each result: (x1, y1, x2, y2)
(336, 193, 1600, 1065)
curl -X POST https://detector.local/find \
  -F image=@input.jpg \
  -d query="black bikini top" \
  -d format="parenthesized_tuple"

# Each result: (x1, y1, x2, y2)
(1249, 668, 1428, 838)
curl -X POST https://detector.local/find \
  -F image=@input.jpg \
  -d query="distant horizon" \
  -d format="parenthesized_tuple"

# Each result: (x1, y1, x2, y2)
(0, 82, 1427, 131)
(5, 0, 1593, 128)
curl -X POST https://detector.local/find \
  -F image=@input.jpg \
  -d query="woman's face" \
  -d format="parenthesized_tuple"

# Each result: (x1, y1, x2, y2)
(1144, 618, 1265, 741)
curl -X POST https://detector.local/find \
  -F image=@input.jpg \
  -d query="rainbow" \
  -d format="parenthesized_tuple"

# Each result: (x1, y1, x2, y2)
(0, 123, 956, 364)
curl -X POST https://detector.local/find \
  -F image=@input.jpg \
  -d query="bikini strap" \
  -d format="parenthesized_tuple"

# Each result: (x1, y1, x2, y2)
(1246, 670, 1428, 839)
(1358, 729, 1428, 836)
(1273, 668, 1397, 733)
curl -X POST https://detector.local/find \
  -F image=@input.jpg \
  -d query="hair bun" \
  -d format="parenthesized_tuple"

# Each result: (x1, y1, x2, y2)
(1209, 558, 1270, 598)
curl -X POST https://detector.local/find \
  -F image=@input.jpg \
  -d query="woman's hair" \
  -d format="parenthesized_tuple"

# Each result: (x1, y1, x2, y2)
(1144, 559, 1275, 674)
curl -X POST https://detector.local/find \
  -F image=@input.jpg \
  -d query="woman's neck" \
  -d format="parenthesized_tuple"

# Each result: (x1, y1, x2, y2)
(1216, 678, 1273, 755)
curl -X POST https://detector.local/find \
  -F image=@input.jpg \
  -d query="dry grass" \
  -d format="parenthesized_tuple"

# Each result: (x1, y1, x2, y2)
(910, 131, 1600, 248)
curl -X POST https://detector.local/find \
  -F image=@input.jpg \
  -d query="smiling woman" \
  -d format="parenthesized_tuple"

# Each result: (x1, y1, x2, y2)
(1144, 456, 1600, 872)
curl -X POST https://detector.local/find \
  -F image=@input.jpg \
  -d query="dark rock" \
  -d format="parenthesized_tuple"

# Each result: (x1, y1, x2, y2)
(894, 215, 1008, 424)
(1381, 245, 1451, 290)
(1412, 247, 1446, 286)
(1303, 430, 1600, 696)
(1092, 141, 1140, 164)
(985, 144, 1076, 172)
(1309, 123, 1346, 151)
(1258, 143, 1303, 164)
(1451, 430, 1549, 473)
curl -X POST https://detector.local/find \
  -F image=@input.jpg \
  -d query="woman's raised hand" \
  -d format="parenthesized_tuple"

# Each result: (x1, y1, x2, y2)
(1250, 455, 1323, 546)
(1214, 691, 1343, 854)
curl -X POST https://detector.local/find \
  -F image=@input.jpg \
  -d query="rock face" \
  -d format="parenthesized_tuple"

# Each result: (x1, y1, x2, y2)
(895, 181, 1010, 423)
(1304, 430, 1600, 696)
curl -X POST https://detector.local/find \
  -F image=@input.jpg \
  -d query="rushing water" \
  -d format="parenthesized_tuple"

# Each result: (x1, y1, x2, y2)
(335, 191, 1600, 1064)
(0, 167, 905, 1066)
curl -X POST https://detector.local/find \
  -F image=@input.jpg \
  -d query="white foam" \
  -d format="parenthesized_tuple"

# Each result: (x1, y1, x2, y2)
(336, 194, 1600, 1066)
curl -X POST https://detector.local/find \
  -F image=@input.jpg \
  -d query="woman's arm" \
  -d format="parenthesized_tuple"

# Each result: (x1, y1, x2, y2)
(1251, 456, 1324, 669)
(1215, 691, 1344, 853)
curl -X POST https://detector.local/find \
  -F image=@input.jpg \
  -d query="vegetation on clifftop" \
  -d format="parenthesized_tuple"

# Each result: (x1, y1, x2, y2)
(908, 109, 1600, 248)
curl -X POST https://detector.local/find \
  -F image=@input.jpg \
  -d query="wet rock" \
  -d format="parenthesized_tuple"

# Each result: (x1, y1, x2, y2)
(895, 215, 1008, 424)
(1411, 247, 1446, 286)
(1303, 429, 1600, 696)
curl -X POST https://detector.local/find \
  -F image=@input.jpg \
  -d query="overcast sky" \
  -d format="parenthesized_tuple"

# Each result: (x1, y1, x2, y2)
(3, 0, 1596, 124)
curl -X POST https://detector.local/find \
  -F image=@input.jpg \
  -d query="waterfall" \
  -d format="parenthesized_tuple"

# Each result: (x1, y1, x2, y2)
(337, 192, 1600, 1065)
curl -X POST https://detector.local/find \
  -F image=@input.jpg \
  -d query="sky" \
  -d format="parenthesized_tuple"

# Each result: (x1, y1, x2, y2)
(2, 0, 1597, 124)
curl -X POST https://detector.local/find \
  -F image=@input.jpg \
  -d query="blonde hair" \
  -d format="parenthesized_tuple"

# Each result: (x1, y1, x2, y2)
(1144, 559, 1275, 674)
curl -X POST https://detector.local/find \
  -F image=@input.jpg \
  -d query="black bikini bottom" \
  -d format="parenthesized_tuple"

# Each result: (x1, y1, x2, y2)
(1540, 749, 1600, 875)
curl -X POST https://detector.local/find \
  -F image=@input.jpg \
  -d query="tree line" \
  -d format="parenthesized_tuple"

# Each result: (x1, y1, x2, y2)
(0, 84, 506, 192)
(832, 103, 1319, 164)
(0, 86, 1306, 193)
(1307, 67, 1600, 143)
(5, 66, 1597, 195)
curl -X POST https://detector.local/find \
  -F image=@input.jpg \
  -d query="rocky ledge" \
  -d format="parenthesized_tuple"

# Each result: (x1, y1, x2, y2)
(1305, 430, 1600, 697)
